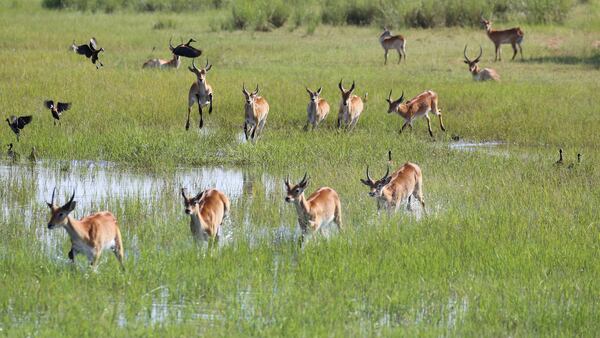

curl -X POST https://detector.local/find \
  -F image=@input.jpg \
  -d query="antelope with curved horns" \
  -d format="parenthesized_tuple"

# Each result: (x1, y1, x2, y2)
(305, 86, 330, 130)
(181, 188, 230, 244)
(481, 17, 524, 61)
(46, 188, 125, 270)
(360, 159, 426, 214)
(142, 53, 181, 69)
(337, 79, 367, 130)
(386, 89, 446, 137)
(186, 59, 213, 130)
(379, 27, 406, 65)
(242, 84, 269, 141)
(463, 45, 500, 81)
(284, 173, 343, 244)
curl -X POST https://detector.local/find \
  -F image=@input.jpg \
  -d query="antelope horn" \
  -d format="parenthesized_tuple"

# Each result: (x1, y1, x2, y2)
(191, 59, 198, 70)
(285, 174, 290, 186)
(383, 165, 390, 180)
(366, 165, 373, 183)
(388, 150, 392, 162)
(68, 189, 75, 204)
(50, 187, 56, 205)
(463, 44, 470, 62)
(474, 45, 483, 63)
(397, 90, 404, 103)
(387, 89, 392, 101)
(181, 187, 188, 199)
(169, 37, 174, 51)
(300, 172, 308, 185)
(205, 58, 209, 68)
(338, 79, 344, 92)
(254, 84, 259, 95)
(349, 81, 355, 92)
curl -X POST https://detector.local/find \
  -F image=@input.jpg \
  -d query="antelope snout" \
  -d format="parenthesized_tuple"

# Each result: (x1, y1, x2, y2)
(184, 208, 192, 215)
(47, 223, 55, 229)
(285, 196, 293, 203)
(368, 192, 376, 197)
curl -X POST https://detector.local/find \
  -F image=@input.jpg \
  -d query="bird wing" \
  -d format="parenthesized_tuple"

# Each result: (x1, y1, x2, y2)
(57, 102, 71, 112)
(76, 44, 93, 58)
(16, 116, 33, 129)
(173, 46, 202, 58)
(44, 100, 54, 109)
(89, 37, 98, 50)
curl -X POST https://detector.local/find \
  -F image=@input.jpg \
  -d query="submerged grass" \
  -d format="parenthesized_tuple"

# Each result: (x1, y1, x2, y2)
(0, 1, 599, 336)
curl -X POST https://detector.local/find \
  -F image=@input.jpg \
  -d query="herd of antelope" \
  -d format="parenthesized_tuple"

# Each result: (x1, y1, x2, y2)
(4, 18, 533, 270)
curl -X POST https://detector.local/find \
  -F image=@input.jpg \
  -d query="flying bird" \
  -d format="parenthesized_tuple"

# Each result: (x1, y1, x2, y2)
(6, 115, 33, 142)
(74, 38, 104, 68)
(44, 100, 71, 125)
(169, 37, 202, 58)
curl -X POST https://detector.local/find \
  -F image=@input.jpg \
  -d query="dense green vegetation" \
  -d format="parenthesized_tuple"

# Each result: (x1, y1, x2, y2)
(1, 0, 599, 336)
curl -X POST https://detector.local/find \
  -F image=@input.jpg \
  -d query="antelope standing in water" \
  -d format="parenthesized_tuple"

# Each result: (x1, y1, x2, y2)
(379, 27, 406, 65)
(360, 160, 426, 214)
(284, 173, 343, 244)
(337, 80, 366, 130)
(386, 89, 446, 137)
(242, 84, 269, 141)
(305, 87, 330, 130)
(463, 45, 500, 81)
(186, 59, 213, 130)
(181, 188, 230, 244)
(142, 53, 181, 69)
(481, 17, 524, 61)
(46, 189, 125, 270)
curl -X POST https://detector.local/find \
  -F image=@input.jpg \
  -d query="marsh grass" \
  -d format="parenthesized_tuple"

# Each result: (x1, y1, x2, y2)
(0, 1, 599, 336)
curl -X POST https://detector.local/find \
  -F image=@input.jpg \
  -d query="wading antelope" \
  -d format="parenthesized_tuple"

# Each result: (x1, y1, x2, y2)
(463, 45, 500, 81)
(169, 38, 202, 59)
(6, 115, 33, 142)
(181, 188, 230, 243)
(386, 90, 446, 137)
(481, 18, 524, 61)
(74, 37, 104, 69)
(44, 100, 71, 125)
(337, 80, 366, 130)
(360, 162, 426, 214)
(142, 53, 181, 69)
(305, 87, 330, 130)
(186, 59, 213, 130)
(46, 189, 125, 270)
(379, 27, 406, 65)
(284, 173, 343, 244)
(242, 84, 269, 141)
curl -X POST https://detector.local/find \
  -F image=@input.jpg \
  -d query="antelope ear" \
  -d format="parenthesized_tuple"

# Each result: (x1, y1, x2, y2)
(66, 201, 77, 212)
(188, 66, 195, 72)
(46, 202, 53, 209)
(360, 179, 370, 186)
(464, 60, 469, 64)
(194, 191, 204, 201)
(383, 176, 393, 185)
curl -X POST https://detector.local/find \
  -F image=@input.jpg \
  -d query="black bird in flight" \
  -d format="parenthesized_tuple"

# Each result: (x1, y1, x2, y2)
(44, 100, 71, 125)
(6, 115, 33, 142)
(169, 37, 202, 58)
(74, 37, 104, 68)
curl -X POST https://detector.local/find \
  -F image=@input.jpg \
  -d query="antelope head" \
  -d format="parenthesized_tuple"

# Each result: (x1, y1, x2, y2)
(380, 27, 391, 39)
(463, 45, 482, 72)
(338, 79, 356, 108)
(284, 173, 309, 203)
(242, 83, 260, 106)
(181, 188, 205, 215)
(306, 87, 323, 103)
(46, 188, 77, 229)
(385, 89, 405, 114)
(480, 17, 492, 30)
(360, 165, 391, 197)
(188, 59, 212, 84)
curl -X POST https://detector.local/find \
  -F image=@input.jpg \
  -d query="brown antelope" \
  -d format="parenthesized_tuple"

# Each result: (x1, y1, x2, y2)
(181, 188, 230, 243)
(284, 173, 343, 243)
(46, 189, 125, 270)
(386, 89, 446, 137)
(481, 17, 524, 61)
(305, 87, 330, 130)
(186, 59, 213, 130)
(379, 27, 406, 65)
(360, 161, 426, 214)
(142, 53, 181, 69)
(337, 80, 366, 130)
(463, 45, 500, 81)
(242, 84, 269, 141)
